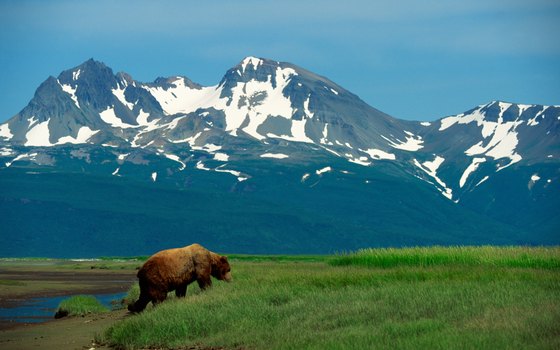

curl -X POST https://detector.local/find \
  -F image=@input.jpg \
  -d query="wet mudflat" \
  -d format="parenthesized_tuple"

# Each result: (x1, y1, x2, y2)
(0, 259, 138, 349)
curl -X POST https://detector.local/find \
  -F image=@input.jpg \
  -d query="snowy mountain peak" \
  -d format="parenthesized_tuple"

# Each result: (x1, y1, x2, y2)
(116, 72, 134, 87)
(58, 59, 113, 84)
(219, 56, 295, 91)
(1, 58, 558, 206)
(240, 56, 265, 73)
(149, 75, 202, 90)
(77, 58, 113, 74)
(1, 58, 558, 254)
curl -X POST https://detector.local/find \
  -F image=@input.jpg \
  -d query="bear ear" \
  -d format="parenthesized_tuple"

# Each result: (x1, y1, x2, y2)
(220, 256, 228, 263)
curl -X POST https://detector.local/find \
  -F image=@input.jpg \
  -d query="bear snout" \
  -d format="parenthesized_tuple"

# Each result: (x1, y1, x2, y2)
(223, 271, 232, 282)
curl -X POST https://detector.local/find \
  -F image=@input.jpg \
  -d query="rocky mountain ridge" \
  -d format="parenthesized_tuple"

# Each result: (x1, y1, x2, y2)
(0, 57, 558, 256)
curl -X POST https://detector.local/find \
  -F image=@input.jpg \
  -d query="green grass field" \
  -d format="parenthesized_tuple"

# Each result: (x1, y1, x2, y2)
(103, 247, 560, 349)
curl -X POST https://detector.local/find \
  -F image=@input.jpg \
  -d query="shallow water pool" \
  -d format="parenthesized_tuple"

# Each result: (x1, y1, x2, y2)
(0, 292, 126, 324)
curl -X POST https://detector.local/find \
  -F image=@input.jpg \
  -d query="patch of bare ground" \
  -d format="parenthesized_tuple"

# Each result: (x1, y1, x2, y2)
(0, 309, 130, 350)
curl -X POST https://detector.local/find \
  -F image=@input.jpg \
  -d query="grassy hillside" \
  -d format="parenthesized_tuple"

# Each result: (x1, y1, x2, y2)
(1, 155, 534, 258)
(103, 247, 560, 349)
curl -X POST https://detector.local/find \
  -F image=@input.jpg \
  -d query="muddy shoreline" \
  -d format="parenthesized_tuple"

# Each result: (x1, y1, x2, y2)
(0, 260, 140, 349)
(0, 261, 138, 331)
(0, 270, 135, 308)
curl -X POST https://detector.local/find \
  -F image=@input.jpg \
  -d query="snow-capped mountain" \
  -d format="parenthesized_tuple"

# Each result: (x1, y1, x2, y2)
(0, 57, 558, 256)
(414, 101, 559, 200)
(1, 57, 412, 160)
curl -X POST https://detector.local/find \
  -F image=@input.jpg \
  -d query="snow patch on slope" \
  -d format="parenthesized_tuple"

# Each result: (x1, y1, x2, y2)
(112, 86, 134, 110)
(383, 132, 424, 151)
(528, 174, 541, 190)
(233, 66, 297, 139)
(476, 175, 490, 187)
(0, 123, 13, 140)
(0, 147, 13, 156)
(459, 157, 486, 188)
(215, 164, 247, 182)
(5, 152, 38, 167)
(348, 156, 371, 166)
(99, 106, 136, 128)
(497, 102, 512, 121)
(138, 61, 321, 144)
(439, 107, 487, 132)
(58, 80, 80, 108)
(136, 109, 151, 125)
(362, 148, 396, 160)
(163, 154, 186, 170)
(316, 166, 332, 175)
(261, 153, 289, 159)
(320, 123, 329, 145)
(413, 156, 453, 200)
(143, 77, 221, 116)
(440, 103, 524, 170)
(196, 161, 211, 171)
(144, 65, 307, 142)
(56, 127, 99, 145)
(465, 119, 523, 169)
(72, 69, 81, 81)
(192, 143, 222, 153)
(214, 153, 229, 161)
(303, 95, 314, 118)
(517, 104, 531, 117)
(267, 119, 313, 144)
(25, 119, 52, 146)
(527, 106, 548, 126)
(241, 57, 263, 73)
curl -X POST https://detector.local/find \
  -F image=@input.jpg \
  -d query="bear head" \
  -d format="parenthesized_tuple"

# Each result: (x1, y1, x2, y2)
(212, 255, 232, 282)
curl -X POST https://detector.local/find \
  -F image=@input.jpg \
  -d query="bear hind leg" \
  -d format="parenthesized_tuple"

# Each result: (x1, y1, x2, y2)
(151, 289, 167, 306)
(175, 283, 187, 298)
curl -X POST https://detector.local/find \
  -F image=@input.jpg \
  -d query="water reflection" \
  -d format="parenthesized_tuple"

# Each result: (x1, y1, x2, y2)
(0, 292, 126, 323)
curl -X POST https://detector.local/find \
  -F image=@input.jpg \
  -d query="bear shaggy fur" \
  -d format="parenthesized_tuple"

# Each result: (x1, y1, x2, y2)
(128, 244, 232, 313)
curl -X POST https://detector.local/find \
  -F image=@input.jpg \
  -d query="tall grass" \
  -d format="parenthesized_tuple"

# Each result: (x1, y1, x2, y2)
(329, 246, 560, 269)
(104, 247, 560, 349)
(122, 283, 140, 306)
(56, 295, 109, 317)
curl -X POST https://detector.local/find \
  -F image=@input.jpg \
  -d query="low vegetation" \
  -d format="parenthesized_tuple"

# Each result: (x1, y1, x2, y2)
(103, 246, 560, 349)
(55, 295, 109, 318)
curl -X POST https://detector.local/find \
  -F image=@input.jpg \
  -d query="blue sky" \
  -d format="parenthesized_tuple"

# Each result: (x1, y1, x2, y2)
(0, 0, 559, 122)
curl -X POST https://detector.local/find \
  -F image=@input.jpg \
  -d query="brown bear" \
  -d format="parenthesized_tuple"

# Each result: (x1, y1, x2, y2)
(128, 243, 232, 313)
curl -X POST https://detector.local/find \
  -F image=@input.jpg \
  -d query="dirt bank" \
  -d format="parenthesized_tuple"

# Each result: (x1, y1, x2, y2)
(0, 308, 132, 349)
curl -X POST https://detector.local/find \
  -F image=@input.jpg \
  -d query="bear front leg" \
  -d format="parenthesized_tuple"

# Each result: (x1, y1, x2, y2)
(128, 292, 151, 313)
(175, 283, 187, 298)
(197, 276, 212, 290)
